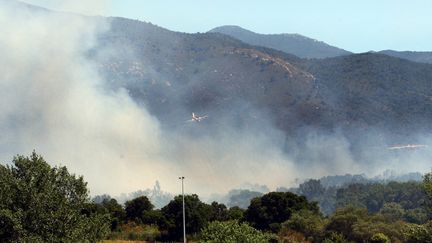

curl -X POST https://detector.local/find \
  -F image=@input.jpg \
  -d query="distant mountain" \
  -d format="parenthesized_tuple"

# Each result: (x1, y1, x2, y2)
(208, 25, 351, 59)
(94, 18, 432, 146)
(12, 1, 432, 155)
(97, 17, 317, 131)
(379, 50, 432, 64)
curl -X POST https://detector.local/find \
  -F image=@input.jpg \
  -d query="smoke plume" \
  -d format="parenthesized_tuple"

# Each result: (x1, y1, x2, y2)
(1, 1, 431, 199)
(0, 1, 298, 196)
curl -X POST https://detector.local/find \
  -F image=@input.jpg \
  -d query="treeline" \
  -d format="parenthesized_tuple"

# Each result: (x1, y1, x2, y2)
(290, 175, 426, 217)
(1, 152, 432, 242)
(101, 186, 432, 242)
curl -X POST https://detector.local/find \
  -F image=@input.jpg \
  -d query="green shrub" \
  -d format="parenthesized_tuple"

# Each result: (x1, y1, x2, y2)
(200, 220, 276, 243)
(370, 232, 390, 243)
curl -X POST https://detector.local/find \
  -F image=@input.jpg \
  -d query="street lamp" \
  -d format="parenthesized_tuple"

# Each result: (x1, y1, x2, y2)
(179, 176, 186, 243)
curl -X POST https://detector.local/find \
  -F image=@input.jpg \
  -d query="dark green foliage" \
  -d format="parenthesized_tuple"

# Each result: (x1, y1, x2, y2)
(401, 221, 432, 243)
(107, 221, 161, 241)
(281, 209, 328, 241)
(323, 232, 348, 243)
(326, 206, 369, 239)
(336, 181, 427, 223)
(423, 171, 432, 218)
(200, 220, 276, 243)
(125, 196, 154, 223)
(209, 201, 229, 221)
(322, 232, 347, 243)
(379, 202, 405, 221)
(0, 209, 21, 242)
(326, 206, 408, 242)
(0, 152, 110, 242)
(227, 206, 245, 220)
(161, 194, 212, 241)
(403, 208, 429, 224)
(101, 198, 126, 230)
(244, 191, 319, 232)
(141, 209, 165, 226)
(370, 232, 391, 243)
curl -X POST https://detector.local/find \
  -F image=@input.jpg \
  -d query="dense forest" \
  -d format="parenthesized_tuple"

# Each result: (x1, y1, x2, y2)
(1, 152, 431, 242)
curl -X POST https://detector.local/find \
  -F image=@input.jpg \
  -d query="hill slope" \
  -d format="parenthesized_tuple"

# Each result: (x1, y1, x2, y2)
(9, 1, 432, 151)
(209, 25, 351, 59)
(96, 19, 432, 143)
(379, 50, 432, 64)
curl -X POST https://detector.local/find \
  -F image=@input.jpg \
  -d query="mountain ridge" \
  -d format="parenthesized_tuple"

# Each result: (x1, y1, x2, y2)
(379, 50, 432, 64)
(8, 1, 432, 152)
(209, 25, 352, 59)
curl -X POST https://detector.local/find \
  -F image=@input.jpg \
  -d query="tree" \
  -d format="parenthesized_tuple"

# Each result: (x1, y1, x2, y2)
(336, 182, 426, 214)
(404, 208, 428, 224)
(227, 206, 245, 221)
(200, 220, 276, 243)
(244, 192, 319, 232)
(209, 201, 229, 222)
(326, 206, 405, 242)
(295, 179, 337, 215)
(161, 194, 212, 241)
(282, 209, 328, 241)
(401, 221, 432, 243)
(325, 206, 369, 239)
(298, 179, 325, 199)
(423, 170, 432, 218)
(125, 196, 154, 223)
(379, 202, 404, 221)
(0, 152, 110, 241)
(101, 198, 126, 230)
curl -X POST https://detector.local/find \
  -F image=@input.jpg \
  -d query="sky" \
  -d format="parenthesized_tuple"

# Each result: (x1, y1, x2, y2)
(22, 0, 432, 53)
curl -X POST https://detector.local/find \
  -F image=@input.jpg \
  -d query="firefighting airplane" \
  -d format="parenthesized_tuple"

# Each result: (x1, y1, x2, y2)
(187, 112, 208, 122)
(387, 144, 428, 150)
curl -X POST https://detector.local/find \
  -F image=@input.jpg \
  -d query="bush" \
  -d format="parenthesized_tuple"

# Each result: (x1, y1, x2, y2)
(200, 220, 276, 243)
(281, 209, 328, 241)
(370, 232, 390, 243)
(402, 221, 432, 243)
(322, 232, 347, 243)
(107, 221, 161, 241)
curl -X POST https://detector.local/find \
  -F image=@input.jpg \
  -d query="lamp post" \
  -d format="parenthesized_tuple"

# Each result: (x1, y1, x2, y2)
(179, 176, 186, 243)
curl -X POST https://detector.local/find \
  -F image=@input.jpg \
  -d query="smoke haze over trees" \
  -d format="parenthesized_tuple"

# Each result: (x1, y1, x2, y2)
(1, 0, 432, 201)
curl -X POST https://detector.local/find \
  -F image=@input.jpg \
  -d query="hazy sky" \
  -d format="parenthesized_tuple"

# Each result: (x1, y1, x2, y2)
(23, 0, 432, 53)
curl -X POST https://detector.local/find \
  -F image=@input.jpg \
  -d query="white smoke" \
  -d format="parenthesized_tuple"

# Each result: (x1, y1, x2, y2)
(0, 1, 167, 195)
(1, 1, 429, 199)
(0, 1, 300, 196)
